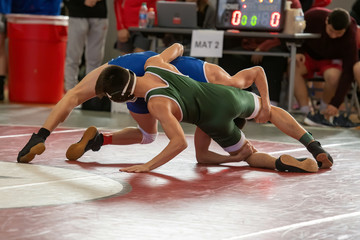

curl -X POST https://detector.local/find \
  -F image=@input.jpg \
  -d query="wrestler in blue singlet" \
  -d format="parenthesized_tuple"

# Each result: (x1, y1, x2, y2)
(108, 51, 208, 114)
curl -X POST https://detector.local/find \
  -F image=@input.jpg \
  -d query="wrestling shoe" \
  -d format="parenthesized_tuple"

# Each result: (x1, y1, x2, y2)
(17, 133, 46, 163)
(306, 141, 333, 169)
(234, 117, 246, 129)
(304, 111, 334, 127)
(275, 154, 318, 173)
(66, 126, 103, 161)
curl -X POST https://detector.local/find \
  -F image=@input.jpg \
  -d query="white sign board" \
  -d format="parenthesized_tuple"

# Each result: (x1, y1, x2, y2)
(190, 30, 224, 58)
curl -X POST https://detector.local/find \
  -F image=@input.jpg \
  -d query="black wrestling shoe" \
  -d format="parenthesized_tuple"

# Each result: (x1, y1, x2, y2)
(306, 141, 333, 169)
(17, 133, 46, 163)
(66, 126, 103, 161)
(275, 154, 318, 173)
(234, 118, 246, 129)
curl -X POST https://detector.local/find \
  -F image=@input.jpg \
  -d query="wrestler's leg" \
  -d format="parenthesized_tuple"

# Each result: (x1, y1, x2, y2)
(194, 127, 318, 172)
(245, 152, 277, 169)
(66, 111, 158, 160)
(111, 111, 158, 145)
(244, 108, 318, 173)
(269, 105, 307, 139)
(245, 153, 318, 173)
(269, 105, 333, 169)
(194, 127, 253, 164)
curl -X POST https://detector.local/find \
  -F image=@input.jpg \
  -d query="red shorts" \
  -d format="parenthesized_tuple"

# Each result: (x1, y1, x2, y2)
(303, 53, 342, 79)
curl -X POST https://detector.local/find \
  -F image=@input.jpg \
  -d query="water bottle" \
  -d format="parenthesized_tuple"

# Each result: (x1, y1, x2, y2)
(147, 7, 155, 28)
(139, 2, 148, 28)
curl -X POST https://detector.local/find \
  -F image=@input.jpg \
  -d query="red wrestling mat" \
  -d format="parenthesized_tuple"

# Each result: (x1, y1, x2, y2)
(1, 125, 360, 240)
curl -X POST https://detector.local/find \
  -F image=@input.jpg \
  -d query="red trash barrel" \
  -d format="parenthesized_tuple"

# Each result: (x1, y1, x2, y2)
(7, 14, 68, 103)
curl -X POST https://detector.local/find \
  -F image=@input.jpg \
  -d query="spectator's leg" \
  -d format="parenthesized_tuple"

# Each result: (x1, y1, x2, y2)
(353, 61, 360, 91)
(322, 67, 341, 106)
(64, 18, 88, 91)
(85, 18, 108, 74)
(294, 57, 310, 113)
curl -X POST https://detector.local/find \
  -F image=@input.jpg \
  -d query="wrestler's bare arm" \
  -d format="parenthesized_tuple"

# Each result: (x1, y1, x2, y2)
(205, 64, 271, 123)
(145, 43, 184, 71)
(42, 64, 108, 132)
(120, 98, 188, 172)
(249, 66, 271, 123)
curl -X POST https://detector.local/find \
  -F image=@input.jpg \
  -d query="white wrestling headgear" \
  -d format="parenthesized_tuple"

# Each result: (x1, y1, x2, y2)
(95, 65, 137, 103)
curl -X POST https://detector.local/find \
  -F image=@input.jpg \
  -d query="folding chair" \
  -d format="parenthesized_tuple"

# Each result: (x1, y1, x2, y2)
(344, 81, 360, 119)
(307, 76, 325, 111)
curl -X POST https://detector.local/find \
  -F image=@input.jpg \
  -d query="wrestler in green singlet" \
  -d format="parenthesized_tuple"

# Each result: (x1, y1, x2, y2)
(145, 66, 261, 151)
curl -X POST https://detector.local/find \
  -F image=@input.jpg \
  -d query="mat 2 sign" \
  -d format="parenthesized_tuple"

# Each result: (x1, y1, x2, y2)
(194, 40, 220, 49)
(190, 30, 224, 58)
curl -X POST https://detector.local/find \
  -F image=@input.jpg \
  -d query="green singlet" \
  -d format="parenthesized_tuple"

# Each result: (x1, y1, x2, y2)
(145, 66, 259, 151)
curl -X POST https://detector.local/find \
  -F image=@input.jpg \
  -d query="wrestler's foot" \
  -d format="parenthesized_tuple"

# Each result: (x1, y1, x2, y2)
(306, 141, 333, 169)
(17, 133, 46, 163)
(66, 126, 103, 161)
(275, 154, 318, 173)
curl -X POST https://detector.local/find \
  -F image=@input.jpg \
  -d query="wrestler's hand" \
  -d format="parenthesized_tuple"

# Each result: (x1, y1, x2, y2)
(249, 141, 258, 153)
(17, 133, 46, 163)
(120, 164, 151, 173)
(254, 106, 271, 124)
(231, 141, 256, 162)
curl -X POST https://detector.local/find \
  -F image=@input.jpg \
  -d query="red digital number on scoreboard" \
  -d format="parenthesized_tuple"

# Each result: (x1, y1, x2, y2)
(230, 10, 281, 28)
(231, 10, 242, 26)
(270, 12, 281, 27)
